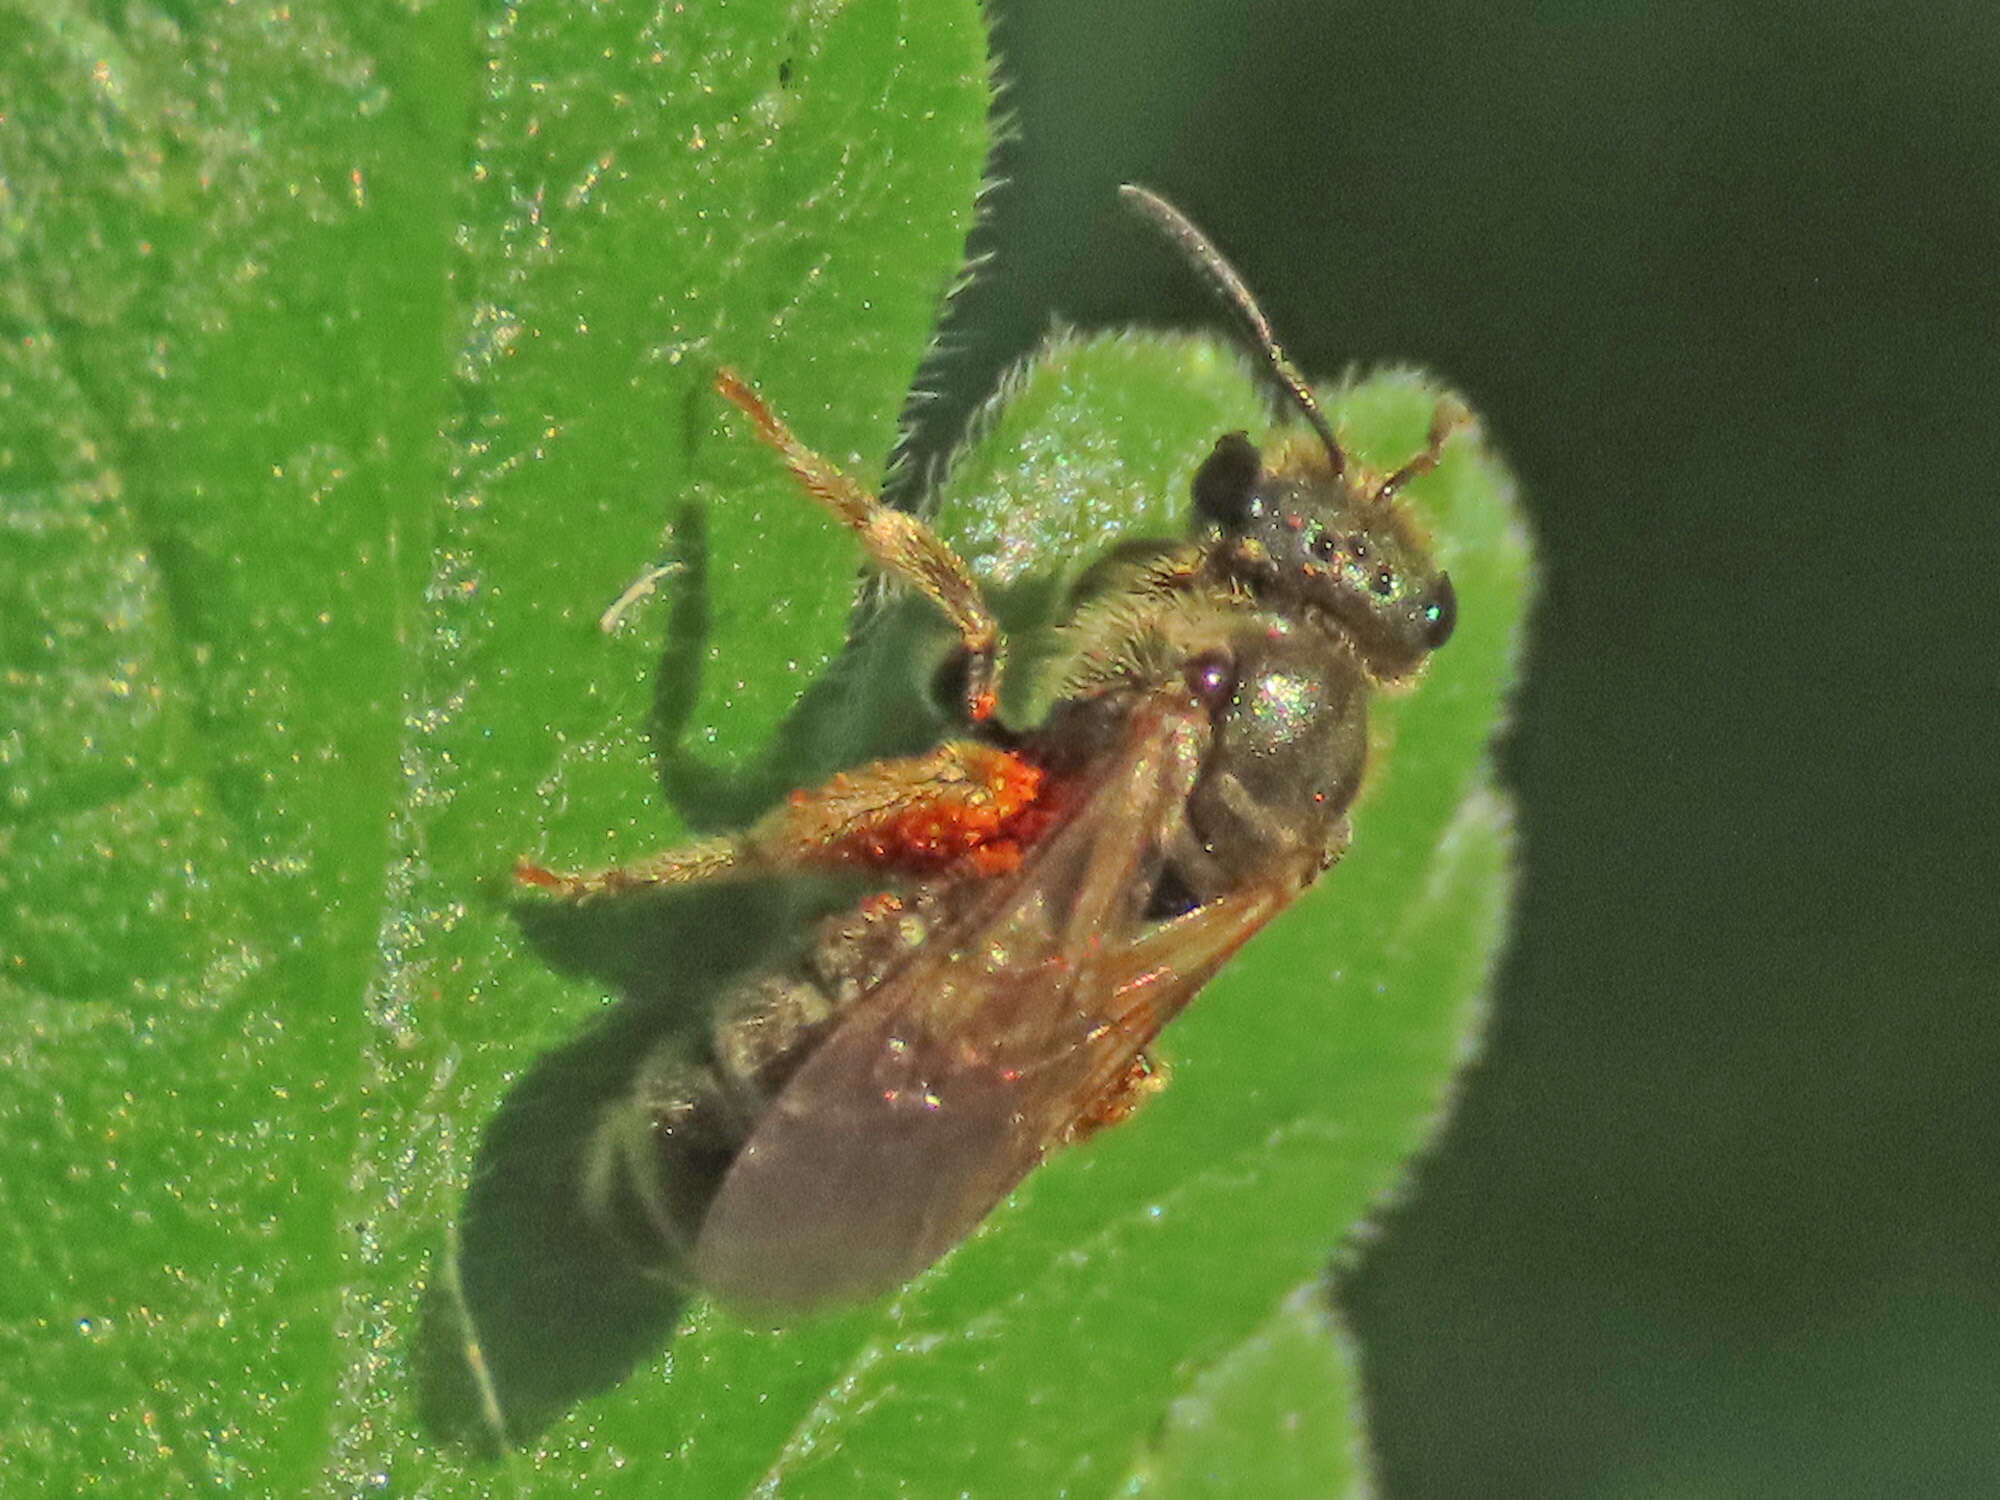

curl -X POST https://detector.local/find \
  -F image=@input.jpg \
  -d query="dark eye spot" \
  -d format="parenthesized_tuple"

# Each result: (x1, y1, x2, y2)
(1192, 432, 1262, 527)
(1349, 535, 1369, 562)
(1310, 532, 1338, 562)
(1373, 566, 1396, 597)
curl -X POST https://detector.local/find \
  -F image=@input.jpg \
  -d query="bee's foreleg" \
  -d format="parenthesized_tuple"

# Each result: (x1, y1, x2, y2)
(1376, 393, 1473, 503)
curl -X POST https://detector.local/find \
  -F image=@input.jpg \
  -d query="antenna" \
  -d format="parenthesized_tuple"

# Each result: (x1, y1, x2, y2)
(1119, 183, 1345, 478)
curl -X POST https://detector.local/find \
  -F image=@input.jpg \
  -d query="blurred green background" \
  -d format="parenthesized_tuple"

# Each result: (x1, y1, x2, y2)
(921, 0, 2000, 1494)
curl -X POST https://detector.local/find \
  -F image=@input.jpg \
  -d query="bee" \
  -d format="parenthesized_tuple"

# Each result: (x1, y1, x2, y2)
(517, 185, 1461, 1313)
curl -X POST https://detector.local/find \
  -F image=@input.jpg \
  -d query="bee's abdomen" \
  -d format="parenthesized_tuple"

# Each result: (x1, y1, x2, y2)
(586, 881, 960, 1268)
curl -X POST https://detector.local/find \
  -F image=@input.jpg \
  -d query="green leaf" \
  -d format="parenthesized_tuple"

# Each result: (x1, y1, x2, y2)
(1, 1, 987, 1492)
(1, 4, 1531, 1498)
(1119, 1281, 1370, 1498)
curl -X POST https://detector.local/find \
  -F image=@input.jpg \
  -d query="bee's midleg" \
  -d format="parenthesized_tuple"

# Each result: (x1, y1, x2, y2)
(714, 367, 1005, 721)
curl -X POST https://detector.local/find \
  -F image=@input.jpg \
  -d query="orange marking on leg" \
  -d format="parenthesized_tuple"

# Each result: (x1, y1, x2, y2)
(819, 745, 1046, 871)
(961, 841, 1027, 877)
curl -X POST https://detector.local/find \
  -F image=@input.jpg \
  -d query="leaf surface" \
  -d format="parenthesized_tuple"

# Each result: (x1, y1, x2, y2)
(0, 2, 987, 1491)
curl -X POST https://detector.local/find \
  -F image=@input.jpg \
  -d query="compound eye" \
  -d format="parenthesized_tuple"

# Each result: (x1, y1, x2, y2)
(1422, 572, 1457, 648)
(1192, 431, 1263, 527)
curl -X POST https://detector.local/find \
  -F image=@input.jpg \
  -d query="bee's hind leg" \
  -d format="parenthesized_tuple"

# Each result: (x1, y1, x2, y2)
(514, 835, 748, 900)
(517, 739, 1045, 900)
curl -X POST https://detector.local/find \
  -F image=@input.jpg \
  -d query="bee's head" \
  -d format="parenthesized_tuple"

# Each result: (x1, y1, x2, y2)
(1113, 186, 1457, 681)
(1193, 430, 1455, 680)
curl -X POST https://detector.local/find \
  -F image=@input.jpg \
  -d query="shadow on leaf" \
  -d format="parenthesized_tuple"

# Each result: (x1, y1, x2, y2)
(417, 883, 790, 1449)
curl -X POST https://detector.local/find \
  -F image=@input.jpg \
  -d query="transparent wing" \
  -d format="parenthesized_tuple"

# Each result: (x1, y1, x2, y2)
(692, 689, 1300, 1311)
